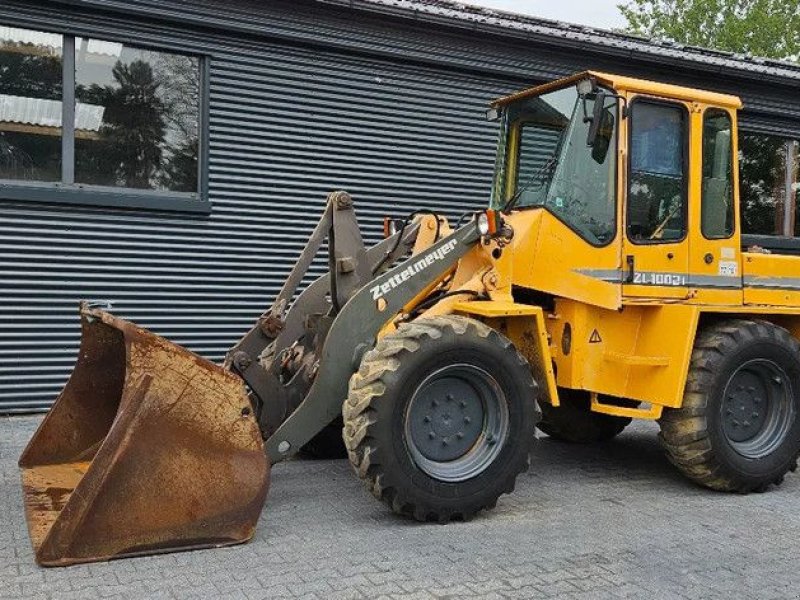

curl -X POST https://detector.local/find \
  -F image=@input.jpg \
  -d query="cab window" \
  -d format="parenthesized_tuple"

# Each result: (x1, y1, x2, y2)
(494, 85, 618, 246)
(701, 110, 734, 238)
(627, 101, 688, 243)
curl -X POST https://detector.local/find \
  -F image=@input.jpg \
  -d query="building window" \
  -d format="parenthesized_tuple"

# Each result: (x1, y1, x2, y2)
(627, 100, 688, 243)
(0, 25, 206, 212)
(0, 27, 63, 181)
(74, 38, 199, 192)
(701, 109, 734, 238)
(739, 132, 789, 236)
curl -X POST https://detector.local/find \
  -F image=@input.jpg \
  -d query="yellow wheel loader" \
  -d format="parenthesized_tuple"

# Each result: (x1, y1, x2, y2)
(20, 71, 800, 566)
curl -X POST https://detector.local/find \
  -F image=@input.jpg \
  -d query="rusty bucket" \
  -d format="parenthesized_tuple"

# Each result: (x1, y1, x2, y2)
(18, 304, 270, 567)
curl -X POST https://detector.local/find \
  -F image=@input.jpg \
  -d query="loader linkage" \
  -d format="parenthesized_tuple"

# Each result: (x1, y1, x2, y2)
(228, 191, 481, 462)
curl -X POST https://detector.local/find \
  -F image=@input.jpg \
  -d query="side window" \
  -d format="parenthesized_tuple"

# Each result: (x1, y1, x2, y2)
(627, 101, 687, 243)
(701, 110, 734, 238)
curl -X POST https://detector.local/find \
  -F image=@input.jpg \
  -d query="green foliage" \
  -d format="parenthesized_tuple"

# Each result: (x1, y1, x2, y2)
(618, 0, 800, 61)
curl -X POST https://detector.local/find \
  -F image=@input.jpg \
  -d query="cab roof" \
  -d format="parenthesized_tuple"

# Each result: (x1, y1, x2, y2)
(491, 71, 743, 110)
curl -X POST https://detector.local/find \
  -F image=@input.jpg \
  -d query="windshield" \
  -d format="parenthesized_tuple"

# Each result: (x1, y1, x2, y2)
(491, 84, 619, 245)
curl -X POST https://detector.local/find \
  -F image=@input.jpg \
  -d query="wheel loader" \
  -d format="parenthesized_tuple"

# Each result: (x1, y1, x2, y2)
(19, 71, 800, 566)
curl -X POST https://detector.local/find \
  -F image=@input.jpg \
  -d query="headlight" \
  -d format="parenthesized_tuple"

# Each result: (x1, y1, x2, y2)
(477, 212, 490, 236)
(382, 216, 397, 238)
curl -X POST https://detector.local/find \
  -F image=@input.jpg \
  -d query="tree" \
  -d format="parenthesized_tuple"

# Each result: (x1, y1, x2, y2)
(618, 0, 800, 61)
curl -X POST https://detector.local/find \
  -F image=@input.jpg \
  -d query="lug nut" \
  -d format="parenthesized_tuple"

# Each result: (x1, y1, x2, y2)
(423, 416, 431, 423)
(464, 417, 471, 424)
(456, 432, 464, 439)
(446, 394, 454, 403)
(428, 432, 435, 439)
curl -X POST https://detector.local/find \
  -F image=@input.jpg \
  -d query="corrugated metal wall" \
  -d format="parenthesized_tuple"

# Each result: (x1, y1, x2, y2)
(1, 0, 798, 411)
(0, 1, 524, 411)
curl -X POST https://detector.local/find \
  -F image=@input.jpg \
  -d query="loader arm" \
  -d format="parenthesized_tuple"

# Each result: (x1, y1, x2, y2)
(264, 220, 481, 462)
(225, 192, 426, 439)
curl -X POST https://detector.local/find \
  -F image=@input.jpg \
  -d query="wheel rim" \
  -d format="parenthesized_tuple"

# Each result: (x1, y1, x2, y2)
(404, 364, 509, 482)
(720, 358, 796, 459)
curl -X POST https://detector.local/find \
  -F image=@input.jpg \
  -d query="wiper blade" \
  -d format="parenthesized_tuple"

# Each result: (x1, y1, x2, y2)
(501, 155, 558, 213)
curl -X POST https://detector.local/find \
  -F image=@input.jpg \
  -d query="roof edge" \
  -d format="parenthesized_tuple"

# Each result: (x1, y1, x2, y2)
(317, 0, 800, 83)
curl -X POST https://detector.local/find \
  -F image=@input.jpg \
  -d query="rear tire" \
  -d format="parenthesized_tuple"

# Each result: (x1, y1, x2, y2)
(343, 315, 540, 522)
(300, 418, 348, 459)
(538, 389, 633, 443)
(659, 320, 800, 492)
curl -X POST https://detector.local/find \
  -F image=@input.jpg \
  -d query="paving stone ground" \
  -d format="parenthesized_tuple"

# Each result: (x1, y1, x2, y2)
(2, 415, 800, 599)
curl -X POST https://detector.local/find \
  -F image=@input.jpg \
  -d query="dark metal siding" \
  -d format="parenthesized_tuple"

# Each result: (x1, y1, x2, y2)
(0, 1, 521, 411)
(46, 0, 800, 135)
(1, 0, 799, 411)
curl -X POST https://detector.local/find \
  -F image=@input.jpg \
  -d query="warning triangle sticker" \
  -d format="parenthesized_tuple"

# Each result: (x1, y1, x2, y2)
(589, 329, 602, 343)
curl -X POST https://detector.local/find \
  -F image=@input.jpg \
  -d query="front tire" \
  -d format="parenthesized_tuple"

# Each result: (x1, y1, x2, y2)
(343, 316, 540, 521)
(659, 320, 800, 492)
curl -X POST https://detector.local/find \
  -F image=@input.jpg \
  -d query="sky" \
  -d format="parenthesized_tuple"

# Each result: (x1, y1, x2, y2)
(464, 0, 627, 31)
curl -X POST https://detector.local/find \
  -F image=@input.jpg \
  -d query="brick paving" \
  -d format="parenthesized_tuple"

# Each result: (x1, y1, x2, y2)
(2, 415, 800, 599)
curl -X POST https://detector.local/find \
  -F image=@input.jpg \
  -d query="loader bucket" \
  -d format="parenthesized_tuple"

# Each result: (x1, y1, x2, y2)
(18, 305, 270, 567)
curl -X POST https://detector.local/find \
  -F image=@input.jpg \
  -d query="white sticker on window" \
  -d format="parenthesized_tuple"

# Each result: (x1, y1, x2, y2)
(719, 260, 738, 277)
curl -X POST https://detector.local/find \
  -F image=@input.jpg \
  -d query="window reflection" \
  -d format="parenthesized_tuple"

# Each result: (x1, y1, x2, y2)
(739, 132, 787, 236)
(0, 27, 63, 181)
(74, 38, 199, 192)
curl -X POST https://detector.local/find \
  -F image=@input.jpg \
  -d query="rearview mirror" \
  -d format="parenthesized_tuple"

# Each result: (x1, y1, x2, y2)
(586, 90, 607, 148)
(590, 107, 615, 164)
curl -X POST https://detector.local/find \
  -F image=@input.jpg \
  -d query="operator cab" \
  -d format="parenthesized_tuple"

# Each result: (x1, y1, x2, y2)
(489, 71, 744, 307)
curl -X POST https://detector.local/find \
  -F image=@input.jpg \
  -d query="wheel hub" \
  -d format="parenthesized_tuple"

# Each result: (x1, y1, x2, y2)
(723, 374, 769, 443)
(721, 359, 795, 458)
(409, 381, 485, 462)
(404, 364, 509, 482)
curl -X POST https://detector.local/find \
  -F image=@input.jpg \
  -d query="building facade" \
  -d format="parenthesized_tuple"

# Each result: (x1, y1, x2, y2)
(1, 0, 799, 411)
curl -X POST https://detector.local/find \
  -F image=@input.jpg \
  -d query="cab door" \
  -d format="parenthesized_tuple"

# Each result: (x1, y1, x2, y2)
(688, 106, 742, 304)
(622, 97, 691, 300)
